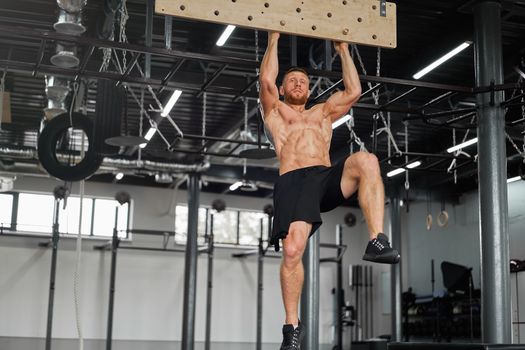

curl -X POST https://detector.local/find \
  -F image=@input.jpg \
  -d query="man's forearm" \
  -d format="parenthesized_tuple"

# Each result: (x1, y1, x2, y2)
(339, 46, 362, 96)
(260, 32, 279, 82)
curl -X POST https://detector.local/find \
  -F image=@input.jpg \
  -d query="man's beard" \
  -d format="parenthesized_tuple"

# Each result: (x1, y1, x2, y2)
(284, 93, 308, 105)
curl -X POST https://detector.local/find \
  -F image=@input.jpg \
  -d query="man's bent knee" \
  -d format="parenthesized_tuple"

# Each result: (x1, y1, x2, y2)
(349, 152, 380, 177)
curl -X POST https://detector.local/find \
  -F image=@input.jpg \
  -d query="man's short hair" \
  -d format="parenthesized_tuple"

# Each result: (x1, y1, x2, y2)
(282, 66, 309, 82)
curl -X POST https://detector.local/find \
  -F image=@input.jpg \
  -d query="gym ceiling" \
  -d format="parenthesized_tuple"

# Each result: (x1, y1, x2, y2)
(0, 0, 524, 204)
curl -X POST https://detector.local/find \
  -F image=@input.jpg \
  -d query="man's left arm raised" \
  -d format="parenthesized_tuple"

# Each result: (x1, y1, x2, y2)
(322, 42, 362, 122)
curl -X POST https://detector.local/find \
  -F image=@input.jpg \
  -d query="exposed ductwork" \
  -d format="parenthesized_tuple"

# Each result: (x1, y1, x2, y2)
(44, 75, 70, 119)
(50, 42, 80, 68)
(102, 158, 211, 174)
(51, 0, 86, 71)
(54, 0, 87, 35)
(0, 146, 211, 176)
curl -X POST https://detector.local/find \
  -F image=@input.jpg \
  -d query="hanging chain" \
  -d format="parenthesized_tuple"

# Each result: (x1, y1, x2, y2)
(352, 45, 401, 154)
(119, 0, 129, 69)
(521, 89, 525, 157)
(0, 75, 5, 131)
(387, 111, 391, 161)
(345, 110, 366, 152)
(100, 27, 115, 72)
(243, 97, 249, 136)
(202, 92, 207, 150)
(404, 122, 409, 190)
(254, 29, 260, 94)
(453, 128, 457, 183)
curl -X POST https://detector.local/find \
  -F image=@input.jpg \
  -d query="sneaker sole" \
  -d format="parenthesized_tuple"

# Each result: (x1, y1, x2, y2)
(362, 253, 400, 264)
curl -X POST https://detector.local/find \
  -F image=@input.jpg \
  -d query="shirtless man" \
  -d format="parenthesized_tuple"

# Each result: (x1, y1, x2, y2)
(259, 32, 400, 349)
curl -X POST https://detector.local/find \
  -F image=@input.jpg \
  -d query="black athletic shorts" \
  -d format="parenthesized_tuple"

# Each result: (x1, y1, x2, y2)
(270, 160, 348, 251)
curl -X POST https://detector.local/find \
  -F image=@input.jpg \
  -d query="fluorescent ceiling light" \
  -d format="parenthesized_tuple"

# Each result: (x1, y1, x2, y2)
(229, 181, 243, 191)
(406, 161, 421, 169)
(507, 176, 521, 184)
(161, 90, 182, 117)
(387, 161, 421, 177)
(115, 173, 124, 180)
(216, 25, 236, 47)
(387, 168, 405, 178)
(139, 127, 157, 148)
(413, 41, 472, 80)
(332, 114, 352, 129)
(446, 137, 478, 153)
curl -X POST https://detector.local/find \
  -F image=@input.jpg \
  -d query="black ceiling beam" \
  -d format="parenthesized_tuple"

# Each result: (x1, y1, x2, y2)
(232, 77, 259, 102)
(0, 24, 258, 68)
(416, 91, 457, 111)
(158, 58, 186, 93)
(379, 87, 417, 109)
(0, 59, 242, 98)
(196, 64, 228, 98)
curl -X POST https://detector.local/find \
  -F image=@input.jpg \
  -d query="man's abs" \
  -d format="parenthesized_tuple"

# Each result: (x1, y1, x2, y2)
(276, 128, 331, 175)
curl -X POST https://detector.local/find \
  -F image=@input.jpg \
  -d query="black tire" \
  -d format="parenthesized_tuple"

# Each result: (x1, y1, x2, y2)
(38, 112, 103, 182)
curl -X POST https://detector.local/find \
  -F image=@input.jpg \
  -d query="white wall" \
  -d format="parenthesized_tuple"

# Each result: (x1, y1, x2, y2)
(0, 175, 390, 347)
(401, 179, 525, 296)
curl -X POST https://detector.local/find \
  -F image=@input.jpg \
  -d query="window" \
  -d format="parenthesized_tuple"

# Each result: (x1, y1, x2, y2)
(92, 199, 129, 238)
(239, 211, 268, 245)
(212, 210, 238, 244)
(58, 197, 93, 235)
(17, 193, 55, 233)
(174, 205, 207, 244)
(13, 192, 130, 238)
(0, 193, 13, 229)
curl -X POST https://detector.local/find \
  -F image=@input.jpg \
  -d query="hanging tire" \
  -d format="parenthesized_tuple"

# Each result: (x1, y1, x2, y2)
(38, 112, 103, 182)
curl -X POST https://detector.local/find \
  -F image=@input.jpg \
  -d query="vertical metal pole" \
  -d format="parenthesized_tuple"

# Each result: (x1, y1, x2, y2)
(364, 265, 369, 339)
(45, 199, 61, 350)
(301, 232, 320, 350)
(181, 173, 201, 350)
(256, 218, 264, 350)
(204, 214, 214, 350)
(325, 40, 332, 71)
(164, 16, 173, 50)
(390, 195, 402, 342)
(473, 0, 511, 344)
(106, 207, 120, 350)
(335, 225, 343, 349)
(145, 0, 153, 78)
(290, 36, 297, 67)
(369, 266, 373, 339)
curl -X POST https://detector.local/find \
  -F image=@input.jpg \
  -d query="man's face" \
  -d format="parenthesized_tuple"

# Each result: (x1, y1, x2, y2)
(280, 71, 310, 105)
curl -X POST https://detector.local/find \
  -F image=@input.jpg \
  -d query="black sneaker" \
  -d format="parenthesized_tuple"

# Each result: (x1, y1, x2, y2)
(362, 233, 400, 264)
(280, 323, 305, 350)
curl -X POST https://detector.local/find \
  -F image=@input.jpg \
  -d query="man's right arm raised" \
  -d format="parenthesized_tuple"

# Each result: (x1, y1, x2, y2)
(258, 32, 280, 119)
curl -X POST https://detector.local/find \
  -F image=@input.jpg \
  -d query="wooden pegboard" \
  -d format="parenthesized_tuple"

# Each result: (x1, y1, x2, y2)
(156, 0, 397, 48)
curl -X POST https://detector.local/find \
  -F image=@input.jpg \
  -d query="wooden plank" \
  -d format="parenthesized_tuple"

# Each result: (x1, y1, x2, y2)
(1, 92, 11, 124)
(156, 0, 396, 48)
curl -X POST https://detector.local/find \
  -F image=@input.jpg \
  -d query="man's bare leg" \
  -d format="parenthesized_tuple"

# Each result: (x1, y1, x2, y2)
(340, 151, 400, 264)
(340, 151, 384, 239)
(280, 220, 310, 325)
